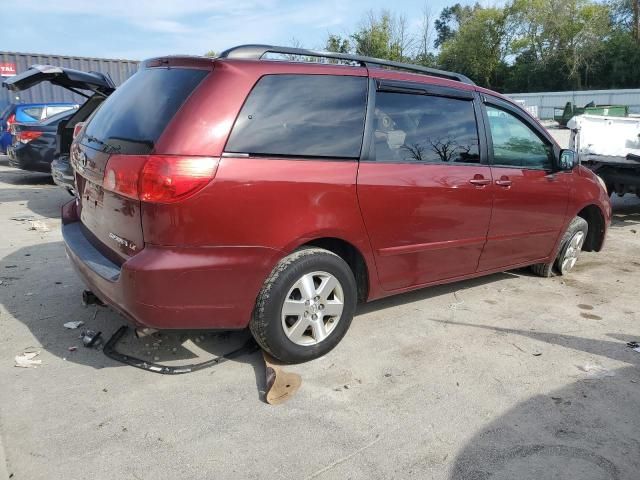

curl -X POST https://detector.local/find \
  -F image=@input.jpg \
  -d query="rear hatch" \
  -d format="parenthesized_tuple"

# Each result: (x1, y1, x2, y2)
(2, 64, 115, 96)
(70, 65, 210, 263)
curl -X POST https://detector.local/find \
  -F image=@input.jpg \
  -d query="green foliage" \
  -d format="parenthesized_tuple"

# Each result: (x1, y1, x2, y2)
(323, 1, 640, 92)
(350, 11, 408, 61)
(325, 35, 350, 54)
(438, 7, 508, 87)
(434, 3, 480, 48)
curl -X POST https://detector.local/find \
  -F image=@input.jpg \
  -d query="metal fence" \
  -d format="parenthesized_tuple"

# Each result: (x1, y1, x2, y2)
(506, 89, 640, 119)
(0, 51, 139, 110)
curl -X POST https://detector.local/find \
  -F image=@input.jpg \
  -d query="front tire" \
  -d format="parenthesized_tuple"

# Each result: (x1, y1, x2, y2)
(250, 248, 357, 363)
(531, 216, 588, 277)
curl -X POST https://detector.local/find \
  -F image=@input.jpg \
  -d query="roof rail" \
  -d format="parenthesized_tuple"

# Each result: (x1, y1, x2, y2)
(217, 44, 475, 86)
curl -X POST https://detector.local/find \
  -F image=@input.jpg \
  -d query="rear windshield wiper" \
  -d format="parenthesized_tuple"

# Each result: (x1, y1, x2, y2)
(84, 134, 121, 154)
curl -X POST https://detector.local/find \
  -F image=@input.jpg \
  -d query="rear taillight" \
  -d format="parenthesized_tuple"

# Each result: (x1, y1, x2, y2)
(103, 155, 218, 204)
(72, 122, 85, 139)
(17, 131, 43, 143)
(6, 113, 15, 131)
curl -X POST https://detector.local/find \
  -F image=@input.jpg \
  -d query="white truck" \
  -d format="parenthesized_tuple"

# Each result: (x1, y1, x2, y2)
(568, 114, 640, 197)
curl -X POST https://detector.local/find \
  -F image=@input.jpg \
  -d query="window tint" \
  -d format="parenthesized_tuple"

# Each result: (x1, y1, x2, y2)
(226, 75, 367, 158)
(21, 107, 44, 120)
(371, 92, 480, 164)
(486, 106, 553, 169)
(83, 68, 208, 155)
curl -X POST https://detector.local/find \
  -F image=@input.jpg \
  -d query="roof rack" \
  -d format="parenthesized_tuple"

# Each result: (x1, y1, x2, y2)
(218, 44, 475, 86)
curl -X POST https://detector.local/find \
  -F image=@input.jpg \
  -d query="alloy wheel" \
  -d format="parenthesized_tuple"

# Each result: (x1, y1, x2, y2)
(281, 271, 344, 346)
(560, 231, 585, 274)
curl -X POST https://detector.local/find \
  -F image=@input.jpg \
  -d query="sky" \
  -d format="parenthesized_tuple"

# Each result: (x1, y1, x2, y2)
(2, 0, 502, 60)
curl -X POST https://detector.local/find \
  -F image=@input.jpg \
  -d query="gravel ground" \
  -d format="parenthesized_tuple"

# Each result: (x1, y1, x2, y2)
(0, 151, 639, 480)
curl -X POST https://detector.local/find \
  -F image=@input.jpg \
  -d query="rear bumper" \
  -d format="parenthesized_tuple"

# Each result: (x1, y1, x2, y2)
(51, 156, 74, 191)
(7, 144, 52, 173)
(62, 201, 282, 330)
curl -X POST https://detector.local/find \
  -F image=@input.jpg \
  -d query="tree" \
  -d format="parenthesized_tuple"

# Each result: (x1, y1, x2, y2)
(350, 10, 410, 61)
(438, 7, 508, 88)
(325, 34, 350, 54)
(415, 3, 437, 66)
(507, 0, 612, 89)
(434, 3, 479, 48)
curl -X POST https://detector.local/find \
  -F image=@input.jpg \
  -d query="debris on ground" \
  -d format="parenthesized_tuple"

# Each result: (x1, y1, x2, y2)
(68, 346, 78, 352)
(134, 327, 158, 338)
(15, 350, 42, 368)
(63, 320, 84, 329)
(27, 220, 49, 232)
(10, 216, 34, 222)
(263, 352, 301, 405)
(577, 364, 616, 378)
(627, 341, 640, 353)
(81, 330, 102, 348)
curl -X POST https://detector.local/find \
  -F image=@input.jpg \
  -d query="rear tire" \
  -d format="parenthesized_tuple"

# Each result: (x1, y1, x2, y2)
(531, 216, 588, 277)
(250, 248, 357, 363)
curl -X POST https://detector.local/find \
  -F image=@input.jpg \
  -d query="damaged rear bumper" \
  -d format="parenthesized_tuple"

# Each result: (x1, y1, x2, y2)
(61, 200, 281, 330)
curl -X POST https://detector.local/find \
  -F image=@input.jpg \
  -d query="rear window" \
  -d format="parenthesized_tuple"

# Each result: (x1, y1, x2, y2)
(83, 68, 208, 155)
(225, 75, 367, 158)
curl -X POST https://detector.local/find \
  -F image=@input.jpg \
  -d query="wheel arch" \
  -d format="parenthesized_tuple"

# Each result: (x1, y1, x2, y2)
(576, 204, 606, 252)
(294, 237, 370, 303)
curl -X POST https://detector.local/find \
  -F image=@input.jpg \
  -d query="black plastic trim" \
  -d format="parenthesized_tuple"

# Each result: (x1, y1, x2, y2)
(359, 77, 377, 162)
(376, 79, 475, 100)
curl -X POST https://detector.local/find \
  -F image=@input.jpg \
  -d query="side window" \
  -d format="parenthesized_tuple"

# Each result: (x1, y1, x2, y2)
(371, 92, 480, 164)
(45, 105, 76, 118)
(226, 75, 367, 158)
(486, 106, 554, 170)
(20, 107, 44, 121)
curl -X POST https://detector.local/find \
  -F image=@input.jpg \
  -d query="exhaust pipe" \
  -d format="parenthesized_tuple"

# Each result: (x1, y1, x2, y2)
(82, 289, 104, 307)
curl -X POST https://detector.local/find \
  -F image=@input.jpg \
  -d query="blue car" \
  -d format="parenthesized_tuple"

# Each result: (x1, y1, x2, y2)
(0, 102, 78, 153)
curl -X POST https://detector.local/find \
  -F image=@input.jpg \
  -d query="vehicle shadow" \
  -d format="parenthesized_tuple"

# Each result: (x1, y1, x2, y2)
(0, 186, 69, 219)
(0, 160, 69, 218)
(1, 238, 528, 401)
(436, 319, 640, 479)
(0, 240, 269, 400)
(356, 271, 521, 316)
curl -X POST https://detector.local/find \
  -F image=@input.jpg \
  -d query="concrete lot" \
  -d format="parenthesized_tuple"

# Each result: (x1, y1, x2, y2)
(0, 142, 639, 479)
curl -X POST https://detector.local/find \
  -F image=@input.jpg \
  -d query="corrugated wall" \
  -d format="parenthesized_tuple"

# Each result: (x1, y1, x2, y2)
(506, 89, 640, 119)
(0, 51, 139, 109)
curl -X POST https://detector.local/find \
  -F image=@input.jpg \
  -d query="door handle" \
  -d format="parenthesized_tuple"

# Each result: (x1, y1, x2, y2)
(495, 176, 512, 187)
(469, 175, 491, 186)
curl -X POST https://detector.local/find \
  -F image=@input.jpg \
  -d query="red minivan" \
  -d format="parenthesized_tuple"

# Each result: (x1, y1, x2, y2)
(62, 45, 611, 363)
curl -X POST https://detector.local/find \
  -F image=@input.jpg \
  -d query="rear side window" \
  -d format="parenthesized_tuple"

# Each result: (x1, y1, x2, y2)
(371, 92, 480, 164)
(226, 75, 367, 158)
(45, 105, 76, 118)
(83, 68, 208, 155)
(20, 106, 44, 121)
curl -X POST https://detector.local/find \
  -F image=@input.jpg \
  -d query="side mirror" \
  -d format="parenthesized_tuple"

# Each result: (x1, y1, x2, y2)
(558, 149, 577, 171)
